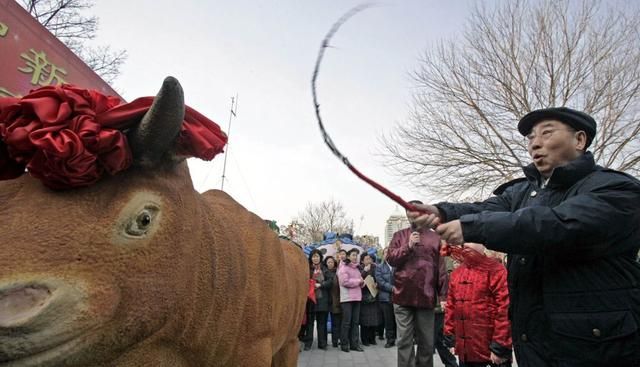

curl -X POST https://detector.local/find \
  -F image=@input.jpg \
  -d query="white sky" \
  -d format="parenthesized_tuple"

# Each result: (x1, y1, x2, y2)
(91, 1, 473, 244)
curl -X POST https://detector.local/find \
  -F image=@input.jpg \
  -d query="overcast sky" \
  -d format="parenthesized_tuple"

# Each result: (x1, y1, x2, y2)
(90, 1, 474, 243)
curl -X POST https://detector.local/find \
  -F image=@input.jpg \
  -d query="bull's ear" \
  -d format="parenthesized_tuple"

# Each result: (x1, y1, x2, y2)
(128, 76, 185, 168)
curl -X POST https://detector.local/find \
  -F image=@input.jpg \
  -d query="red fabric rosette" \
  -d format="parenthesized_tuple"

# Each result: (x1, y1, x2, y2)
(441, 243, 499, 271)
(0, 84, 227, 189)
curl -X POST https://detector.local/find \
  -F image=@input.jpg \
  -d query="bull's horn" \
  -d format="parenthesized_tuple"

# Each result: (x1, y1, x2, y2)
(129, 76, 185, 167)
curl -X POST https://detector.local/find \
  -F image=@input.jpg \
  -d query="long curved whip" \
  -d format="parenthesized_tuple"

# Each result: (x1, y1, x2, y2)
(311, 4, 419, 213)
(308, 8, 478, 262)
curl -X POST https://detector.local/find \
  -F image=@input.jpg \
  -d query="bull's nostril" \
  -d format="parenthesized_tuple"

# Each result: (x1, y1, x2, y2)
(0, 286, 52, 327)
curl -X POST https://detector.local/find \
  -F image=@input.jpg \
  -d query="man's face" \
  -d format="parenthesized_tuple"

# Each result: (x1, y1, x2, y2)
(526, 120, 586, 178)
(406, 210, 418, 225)
(405, 201, 423, 225)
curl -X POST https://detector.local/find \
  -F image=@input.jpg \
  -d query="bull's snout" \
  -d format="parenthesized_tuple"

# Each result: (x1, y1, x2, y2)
(0, 285, 52, 328)
(0, 277, 121, 365)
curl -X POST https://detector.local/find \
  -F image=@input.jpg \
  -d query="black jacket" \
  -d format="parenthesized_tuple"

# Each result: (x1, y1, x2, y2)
(322, 268, 337, 311)
(308, 265, 332, 313)
(436, 152, 640, 367)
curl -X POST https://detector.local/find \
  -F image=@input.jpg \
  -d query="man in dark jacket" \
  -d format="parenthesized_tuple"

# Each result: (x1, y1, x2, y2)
(412, 107, 640, 367)
(388, 202, 448, 367)
(374, 247, 396, 348)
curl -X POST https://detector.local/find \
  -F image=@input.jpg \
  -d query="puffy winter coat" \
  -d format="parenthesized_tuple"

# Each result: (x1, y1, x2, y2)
(374, 261, 394, 303)
(436, 152, 640, 367)
(338, 262, 363, 302)
(444, 255, 511, 363)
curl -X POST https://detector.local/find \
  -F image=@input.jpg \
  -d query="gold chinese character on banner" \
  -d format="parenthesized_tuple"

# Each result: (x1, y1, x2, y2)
(0, 87, 18, 98)
(18, 49, 67, 86)
(0, 22, 8, 37)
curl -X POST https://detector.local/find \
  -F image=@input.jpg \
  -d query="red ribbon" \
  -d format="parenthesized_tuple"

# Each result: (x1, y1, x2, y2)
(0, 84, 227, 189)
(441, 243, 499, 271)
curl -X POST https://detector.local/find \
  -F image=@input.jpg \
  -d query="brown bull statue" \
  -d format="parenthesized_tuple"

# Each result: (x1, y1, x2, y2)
(0, 77, 308, 366)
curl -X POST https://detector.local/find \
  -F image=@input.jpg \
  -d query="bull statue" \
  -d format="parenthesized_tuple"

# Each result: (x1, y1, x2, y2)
(0, 77, 308, 366)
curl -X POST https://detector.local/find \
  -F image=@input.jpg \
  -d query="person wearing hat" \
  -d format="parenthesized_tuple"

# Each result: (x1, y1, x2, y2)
(409, 107, 640, 367)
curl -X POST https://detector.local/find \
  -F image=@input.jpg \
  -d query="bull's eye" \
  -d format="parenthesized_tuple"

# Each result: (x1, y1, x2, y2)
(125, 207, 158, 237)
(138, 213, 151, 227)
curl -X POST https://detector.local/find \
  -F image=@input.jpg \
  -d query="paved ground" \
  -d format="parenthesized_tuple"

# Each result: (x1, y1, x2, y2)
(296, 339, 518, 367)
(296, 339, 451, 367)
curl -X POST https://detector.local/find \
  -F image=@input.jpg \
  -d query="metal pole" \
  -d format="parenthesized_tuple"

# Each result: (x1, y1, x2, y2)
(221, 95, 238, 191)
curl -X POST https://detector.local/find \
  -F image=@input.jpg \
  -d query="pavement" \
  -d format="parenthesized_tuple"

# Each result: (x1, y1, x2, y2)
(296, 338, 518, 367)
(296, 338, 451, 367)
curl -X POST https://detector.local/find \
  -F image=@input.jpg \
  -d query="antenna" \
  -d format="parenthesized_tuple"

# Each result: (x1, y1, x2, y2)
(221, 95, 238, 191)
(357, 214, 364, 233)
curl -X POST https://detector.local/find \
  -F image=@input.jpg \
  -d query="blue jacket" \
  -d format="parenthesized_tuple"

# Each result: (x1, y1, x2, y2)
(374, 261, 394, 303)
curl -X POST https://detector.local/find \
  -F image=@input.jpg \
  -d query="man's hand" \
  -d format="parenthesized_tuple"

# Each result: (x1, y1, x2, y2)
(436, 220, 464, 245)
(490, 352, 507, 365)
(314, 283, 321, 289)
(408, 231, 420, 249)
(440, 301, 447, 310)
(408, 203, 442, 229)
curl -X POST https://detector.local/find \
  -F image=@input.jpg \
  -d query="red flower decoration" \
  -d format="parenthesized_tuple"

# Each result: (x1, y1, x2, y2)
(441, 243, 499, 271)
(0, 84, 227, 189)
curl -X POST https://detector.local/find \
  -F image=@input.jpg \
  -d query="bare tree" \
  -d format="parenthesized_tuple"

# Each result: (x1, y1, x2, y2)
(382, 0, 640, 200)
(293, 200, 354, 244)
(20, 0, 126, 84)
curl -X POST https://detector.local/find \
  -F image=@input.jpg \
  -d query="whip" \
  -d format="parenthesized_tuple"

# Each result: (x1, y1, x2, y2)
(311, 4, 420, 213)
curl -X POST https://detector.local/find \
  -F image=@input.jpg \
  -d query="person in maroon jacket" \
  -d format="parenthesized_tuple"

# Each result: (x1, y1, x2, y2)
(444, 242, 512, 367)
(388, 200, 448, 367)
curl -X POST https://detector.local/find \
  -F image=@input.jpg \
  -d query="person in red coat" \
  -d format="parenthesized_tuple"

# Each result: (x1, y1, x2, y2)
(444, 242, 512, 367)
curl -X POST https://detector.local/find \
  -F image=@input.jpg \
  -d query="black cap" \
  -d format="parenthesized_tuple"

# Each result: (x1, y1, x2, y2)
(518, 107, 597, 148)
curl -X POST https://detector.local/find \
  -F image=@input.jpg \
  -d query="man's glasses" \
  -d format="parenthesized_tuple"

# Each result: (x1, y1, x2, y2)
(526, 127, 576, 144)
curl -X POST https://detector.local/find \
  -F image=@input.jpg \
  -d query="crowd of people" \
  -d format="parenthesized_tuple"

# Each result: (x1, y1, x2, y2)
(300, 247, 384, 353)
(299, 206, 513, 367)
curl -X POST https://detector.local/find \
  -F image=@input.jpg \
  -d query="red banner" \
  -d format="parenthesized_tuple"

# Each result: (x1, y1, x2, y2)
(0, 0, 121, 99)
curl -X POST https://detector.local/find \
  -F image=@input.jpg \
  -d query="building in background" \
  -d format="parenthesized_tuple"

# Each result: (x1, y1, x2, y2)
(384, 207, 410, 246)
